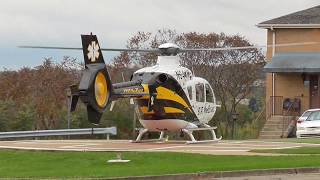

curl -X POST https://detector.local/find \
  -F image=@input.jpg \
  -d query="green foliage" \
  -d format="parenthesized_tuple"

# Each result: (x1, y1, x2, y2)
(0, 100, 36, 132)
(100, 100, 135, 139)
(237, 104, 255, 124)
(212, 103, 265, 139)
(0, 100, 16, 131)
(12, 103, 36, 131)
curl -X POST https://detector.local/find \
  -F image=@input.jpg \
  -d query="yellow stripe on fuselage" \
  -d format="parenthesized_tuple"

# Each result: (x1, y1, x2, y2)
(138, 85, 191, 112)
(140, 106, 185, 114)
(164, 107, 185, 114)
(156, 86, 191, 112)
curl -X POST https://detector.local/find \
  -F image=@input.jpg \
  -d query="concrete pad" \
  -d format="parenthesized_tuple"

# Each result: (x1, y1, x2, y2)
(0, 139, 319, 155)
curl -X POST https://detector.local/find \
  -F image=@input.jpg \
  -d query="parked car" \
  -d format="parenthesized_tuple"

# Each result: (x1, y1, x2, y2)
(296, 109, 320, 138)
(297, 109, 320, 123)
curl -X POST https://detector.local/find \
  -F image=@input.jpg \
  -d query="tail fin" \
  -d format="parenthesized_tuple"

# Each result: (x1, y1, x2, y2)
(81, 34, 105, 65)
(70, 34, 113, 124)
(74, 34, 146, 125)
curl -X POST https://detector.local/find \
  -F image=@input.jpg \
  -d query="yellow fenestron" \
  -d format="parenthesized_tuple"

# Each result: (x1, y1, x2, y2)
(94, 72, 108, 107)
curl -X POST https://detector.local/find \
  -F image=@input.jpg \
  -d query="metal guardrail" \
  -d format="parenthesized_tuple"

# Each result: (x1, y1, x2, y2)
(0, 127, 117, 139)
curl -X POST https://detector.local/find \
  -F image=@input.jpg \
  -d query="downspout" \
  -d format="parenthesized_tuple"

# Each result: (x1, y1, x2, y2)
(271, 26, 276, 115)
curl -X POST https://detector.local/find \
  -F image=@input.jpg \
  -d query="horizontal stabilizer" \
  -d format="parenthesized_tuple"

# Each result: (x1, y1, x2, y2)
(70, 96, 79, 112)
(69, 84, 79, 112)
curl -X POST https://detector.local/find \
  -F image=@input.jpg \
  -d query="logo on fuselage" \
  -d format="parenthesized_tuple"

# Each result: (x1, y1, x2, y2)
(87, 41, 100, 62)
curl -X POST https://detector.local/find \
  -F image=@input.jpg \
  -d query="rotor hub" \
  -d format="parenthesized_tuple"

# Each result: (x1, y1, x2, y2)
(158, 43, 180, 56)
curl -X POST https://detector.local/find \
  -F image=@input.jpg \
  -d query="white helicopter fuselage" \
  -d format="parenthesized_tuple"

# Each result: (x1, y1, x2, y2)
(132, 55, 217, 132)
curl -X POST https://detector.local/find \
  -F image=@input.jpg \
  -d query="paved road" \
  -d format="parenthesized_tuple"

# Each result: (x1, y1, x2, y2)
(0, 139, 318, 155)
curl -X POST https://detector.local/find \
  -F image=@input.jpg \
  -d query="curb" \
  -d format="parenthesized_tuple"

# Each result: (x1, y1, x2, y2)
(106, 167, 320, 180)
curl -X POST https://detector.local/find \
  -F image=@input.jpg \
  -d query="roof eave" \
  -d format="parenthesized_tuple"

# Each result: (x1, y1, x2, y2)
(256, 24, 320, 29)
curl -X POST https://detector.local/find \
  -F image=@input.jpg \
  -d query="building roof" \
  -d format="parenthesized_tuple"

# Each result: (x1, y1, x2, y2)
(258, 5, 320, 28)
(264, 53, 320, 73)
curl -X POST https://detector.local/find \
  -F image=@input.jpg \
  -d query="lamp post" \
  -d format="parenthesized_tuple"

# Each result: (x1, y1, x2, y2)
(66, 89, 72, 129)
(231, 112, 239, 139)
(66, 88, 72, 139)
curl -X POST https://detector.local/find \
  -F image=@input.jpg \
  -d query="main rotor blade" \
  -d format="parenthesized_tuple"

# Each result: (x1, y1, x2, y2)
(180, 42, 319, 52)
(101, 48, 157, 53)
(18, 46, 82, 50)
(19, 41, 319, 53)
(18, 45, 158, 53)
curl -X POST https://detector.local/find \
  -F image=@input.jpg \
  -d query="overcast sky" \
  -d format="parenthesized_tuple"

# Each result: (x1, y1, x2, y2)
(0, 0, 319, 69)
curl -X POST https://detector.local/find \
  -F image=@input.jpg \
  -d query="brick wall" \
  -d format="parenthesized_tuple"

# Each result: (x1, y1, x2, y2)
(265, 28, 320, 114)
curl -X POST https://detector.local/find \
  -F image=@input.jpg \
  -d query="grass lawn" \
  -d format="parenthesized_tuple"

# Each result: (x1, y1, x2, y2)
(251, 147, 320, 154)
(272, 138, 320, 144)
(0, 150, 320, 178)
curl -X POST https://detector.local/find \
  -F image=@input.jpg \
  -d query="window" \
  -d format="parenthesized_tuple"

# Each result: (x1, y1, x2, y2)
(205, 84, 214, 102)
(195, 83, 204, 102)
(307, 111, 320, 121)
(187, 86, 193, 100)
(302, 111, 312, 118)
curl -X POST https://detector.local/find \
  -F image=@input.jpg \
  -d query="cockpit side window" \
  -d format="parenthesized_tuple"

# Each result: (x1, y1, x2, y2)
(195, 83, 205, 102)
(205, 84, 214, 102)
(187, 86, 192, 100)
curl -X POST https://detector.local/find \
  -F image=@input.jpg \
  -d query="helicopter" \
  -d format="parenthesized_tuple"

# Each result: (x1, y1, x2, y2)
(20, 34, 317, 144)
(79, 34, 221, 144)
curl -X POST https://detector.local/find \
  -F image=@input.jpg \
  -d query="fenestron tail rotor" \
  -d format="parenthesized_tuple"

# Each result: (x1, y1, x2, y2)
(50, 34, 152, 124)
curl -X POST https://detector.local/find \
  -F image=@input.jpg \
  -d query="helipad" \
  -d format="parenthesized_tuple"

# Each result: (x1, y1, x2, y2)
(0, 139, 318, 155)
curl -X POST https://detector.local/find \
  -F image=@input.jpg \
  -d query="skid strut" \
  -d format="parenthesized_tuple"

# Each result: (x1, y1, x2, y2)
(182, 124, 222, 144)
(131, 129, 167, 143)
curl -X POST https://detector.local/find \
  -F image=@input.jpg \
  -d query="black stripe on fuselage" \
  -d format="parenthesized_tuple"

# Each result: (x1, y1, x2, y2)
(132, 72, 199, 122)
(135, 99, 197, 122)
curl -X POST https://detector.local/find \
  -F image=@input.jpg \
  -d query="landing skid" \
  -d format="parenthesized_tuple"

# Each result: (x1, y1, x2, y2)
(131, 124, 222, 144)
(130, 129, 167, 143)
(182, 124, 222, 144)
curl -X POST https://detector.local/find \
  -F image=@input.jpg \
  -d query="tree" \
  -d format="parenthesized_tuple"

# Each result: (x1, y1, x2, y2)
(113, 29, 178, 67)
(0, 57, 82, 130)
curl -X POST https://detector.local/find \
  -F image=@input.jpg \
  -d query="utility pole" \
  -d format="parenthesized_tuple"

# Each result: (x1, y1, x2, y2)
(231, 110, 239, 139)
(132, 111, 137, 140)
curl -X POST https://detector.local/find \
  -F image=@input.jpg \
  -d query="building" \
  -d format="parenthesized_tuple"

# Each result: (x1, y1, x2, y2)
(257, 5, 320, 138)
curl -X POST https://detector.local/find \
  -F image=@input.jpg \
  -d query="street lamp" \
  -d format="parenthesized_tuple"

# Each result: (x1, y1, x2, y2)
(66, 88, 72, 140)
(66, 88, 72, 130)
(231, 112, 239, 139)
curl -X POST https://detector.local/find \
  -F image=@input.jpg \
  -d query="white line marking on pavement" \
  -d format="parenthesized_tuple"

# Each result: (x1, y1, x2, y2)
(59, 144, 100, 148)
(269, 146, 301, 150)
